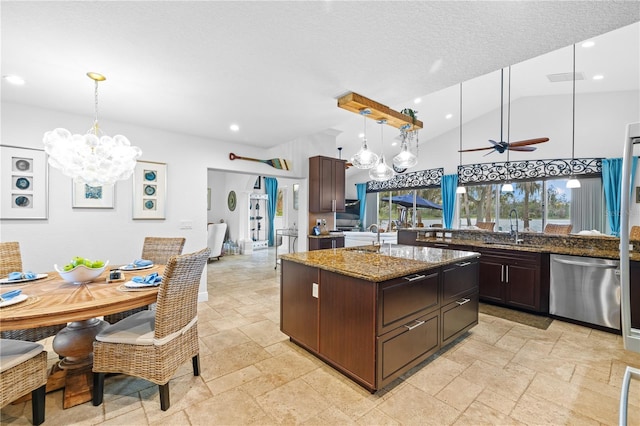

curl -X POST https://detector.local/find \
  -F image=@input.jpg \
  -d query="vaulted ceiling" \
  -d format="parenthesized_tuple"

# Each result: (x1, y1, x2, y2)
(2, 1, 638, 156)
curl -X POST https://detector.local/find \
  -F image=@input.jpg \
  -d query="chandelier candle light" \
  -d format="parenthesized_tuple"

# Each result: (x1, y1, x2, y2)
(456, 83, 466, 194)
(369, 119, 394, 182)
(43, 72, 142, 187)
(351, 108, 379, 169)
(566, 44, 581, 189)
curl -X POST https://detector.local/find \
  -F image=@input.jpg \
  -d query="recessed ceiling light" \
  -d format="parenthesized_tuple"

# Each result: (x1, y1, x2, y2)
(358, 132, 365, 138)
(592, 75, 604, 80)
(3, 75, 25, 85)
(414, 98, 422, 104)
(391, 141, 398, 147)
(230, 124, 240, 132)
(445, 113, 453, 119)
(581, 41, 595, 48)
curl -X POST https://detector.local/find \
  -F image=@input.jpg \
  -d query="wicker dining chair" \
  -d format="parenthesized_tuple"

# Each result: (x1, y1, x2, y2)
(103, 237, 186, 324)
(631, 226, 640, 241)
(0, 241, 66, 342)
(544, 223, 573, 235)
(0, 339, 48, 425)
(93, 247, 210, 411)
(476, 222, 496, 231)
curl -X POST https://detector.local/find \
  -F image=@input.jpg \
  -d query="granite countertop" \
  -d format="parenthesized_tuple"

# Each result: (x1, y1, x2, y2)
(308, 233, 344, 239)
(409, 228, 640, 262)
(280, 244, 480, 282)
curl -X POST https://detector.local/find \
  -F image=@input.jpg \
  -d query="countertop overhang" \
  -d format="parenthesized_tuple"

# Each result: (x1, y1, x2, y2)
(280, 244, 480, 282)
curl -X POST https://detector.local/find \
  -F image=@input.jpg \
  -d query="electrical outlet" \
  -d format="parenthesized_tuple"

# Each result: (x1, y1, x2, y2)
(316, 219, 322, 226)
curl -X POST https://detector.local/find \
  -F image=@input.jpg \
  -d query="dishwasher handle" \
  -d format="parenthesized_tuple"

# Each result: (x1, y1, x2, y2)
(552, 258, 618, 268)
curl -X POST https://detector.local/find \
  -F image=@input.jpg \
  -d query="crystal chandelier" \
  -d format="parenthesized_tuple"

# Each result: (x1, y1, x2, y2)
(369, 120, 394, 182)
(351, 109, 379, 169)
(43, 72, 142, 187)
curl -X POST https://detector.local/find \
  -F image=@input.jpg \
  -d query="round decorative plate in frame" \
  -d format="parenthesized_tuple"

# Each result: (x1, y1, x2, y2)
(15, 177, 30, 190)
(227, 190, 237, 211)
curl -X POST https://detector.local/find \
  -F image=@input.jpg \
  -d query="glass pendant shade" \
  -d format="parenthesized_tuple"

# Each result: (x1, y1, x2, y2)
(566, 177, 581, 189)
(43, 72, 142, 187)
(393, 140, 417, 169)
(501, 182, 514, 192)
(369, 155, 394, 182)
(456, 186, 466, 194)
(351, 138, 379, 169)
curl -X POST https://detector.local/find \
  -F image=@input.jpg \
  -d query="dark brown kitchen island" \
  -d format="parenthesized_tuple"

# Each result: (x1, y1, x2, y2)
(279, 244, 480, 392)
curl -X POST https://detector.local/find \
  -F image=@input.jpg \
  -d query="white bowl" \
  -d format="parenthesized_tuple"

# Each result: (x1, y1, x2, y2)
(54, 261, 109, 284)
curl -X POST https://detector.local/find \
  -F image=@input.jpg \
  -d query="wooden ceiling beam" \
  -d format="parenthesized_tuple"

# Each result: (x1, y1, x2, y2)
(337, 92, 423, 131)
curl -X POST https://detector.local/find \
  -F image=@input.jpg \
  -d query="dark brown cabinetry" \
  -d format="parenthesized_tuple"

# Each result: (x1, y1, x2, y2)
(308, 236, 345, 251)
(631, 261, 640, 329)
(280, 257, 478, 391)
(309, 156, 346, 213)
(413, 240, 549, 314)
(478, 249, 549, 313)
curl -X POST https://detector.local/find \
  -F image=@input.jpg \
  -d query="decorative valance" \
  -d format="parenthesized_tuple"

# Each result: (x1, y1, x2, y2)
(458, 158, 602, 185)
(367, 168, 443, 193)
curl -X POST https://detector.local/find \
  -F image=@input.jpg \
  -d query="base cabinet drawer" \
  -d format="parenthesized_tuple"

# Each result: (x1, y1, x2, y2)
(378, 271, 439, 334)
(442, 259, 479, 303)
(441, 291, 478, 346)
(377, 311, 439, 387)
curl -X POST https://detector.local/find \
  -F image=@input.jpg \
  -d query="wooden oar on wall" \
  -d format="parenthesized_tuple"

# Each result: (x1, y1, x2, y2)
(229, 153, 291, 171)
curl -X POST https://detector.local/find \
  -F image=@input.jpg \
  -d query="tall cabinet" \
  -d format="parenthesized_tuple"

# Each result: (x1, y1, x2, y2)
(309, 156, 346, 213)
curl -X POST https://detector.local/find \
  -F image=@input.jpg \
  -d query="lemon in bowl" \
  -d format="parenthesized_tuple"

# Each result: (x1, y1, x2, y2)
(54, 258, 109, 284)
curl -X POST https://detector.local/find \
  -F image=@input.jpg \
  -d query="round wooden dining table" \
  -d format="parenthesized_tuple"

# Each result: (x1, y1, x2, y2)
(0, 264, 164, 408)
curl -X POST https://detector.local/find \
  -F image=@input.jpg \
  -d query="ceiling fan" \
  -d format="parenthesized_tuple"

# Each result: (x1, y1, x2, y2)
(459, 137, 549, 155)
(458, 68, 549, 156)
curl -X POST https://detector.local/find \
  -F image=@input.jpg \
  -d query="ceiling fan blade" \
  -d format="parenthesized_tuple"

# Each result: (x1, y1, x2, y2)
(508, 137, 549, 147)
(510, 146, 537, 152)
(458, 146, 494, 153)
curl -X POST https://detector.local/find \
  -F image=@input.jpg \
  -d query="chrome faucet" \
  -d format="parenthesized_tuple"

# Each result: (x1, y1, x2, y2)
(509, 209, 522, 244)
(368, 223, 381, 245)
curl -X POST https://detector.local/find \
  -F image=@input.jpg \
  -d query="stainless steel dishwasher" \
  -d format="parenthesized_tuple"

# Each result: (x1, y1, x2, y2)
(550, 254, 620, 330)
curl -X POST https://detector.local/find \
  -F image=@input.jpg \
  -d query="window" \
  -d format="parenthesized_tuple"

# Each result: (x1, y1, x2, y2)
(376, 189, 443, 230)
(458, 177, 603, 233)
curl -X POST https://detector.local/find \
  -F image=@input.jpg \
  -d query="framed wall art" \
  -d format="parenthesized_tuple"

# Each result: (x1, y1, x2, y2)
(0, 145, 48, 219)
(72, 179, 114, 208)
(254, 176, 261, 190)
(132, 160, 166, 219)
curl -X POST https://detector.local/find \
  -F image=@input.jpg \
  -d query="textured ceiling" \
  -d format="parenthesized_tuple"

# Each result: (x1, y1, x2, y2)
(2, 1, 639, 154)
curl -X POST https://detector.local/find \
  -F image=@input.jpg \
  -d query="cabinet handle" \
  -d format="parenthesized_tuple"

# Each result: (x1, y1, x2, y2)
(434, 243, 449, 248)
(404, 320, 426, 331)
(403, 274, 426, 282)
(331, 240, 336, 249)
(501, 265, 504, 282)
(456, 298, 471, 306)
(332, 199, 336, 212)
(505, 265, 509, 283)
(455, 261, 471, 267)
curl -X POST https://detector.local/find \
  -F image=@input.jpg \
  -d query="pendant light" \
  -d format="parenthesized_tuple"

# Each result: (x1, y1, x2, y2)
(566, 44, 581, 189)
(501, 67, 514, 193)
(393, 125, 418, 170)
(351, 108, 379, 169)
(456, 83, 466, 194)
(43, 72, 142, 187)
(369, 119, 394, 182)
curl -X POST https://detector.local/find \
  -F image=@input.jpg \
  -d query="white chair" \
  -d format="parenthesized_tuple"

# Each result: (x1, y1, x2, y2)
(207, 223, 227, 260)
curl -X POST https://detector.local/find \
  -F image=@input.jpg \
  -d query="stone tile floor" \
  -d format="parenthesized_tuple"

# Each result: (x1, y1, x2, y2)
(2, 248, 640, 425)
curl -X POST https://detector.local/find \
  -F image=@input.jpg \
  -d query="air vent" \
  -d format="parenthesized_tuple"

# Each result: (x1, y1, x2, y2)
(547, 72, 585, 82)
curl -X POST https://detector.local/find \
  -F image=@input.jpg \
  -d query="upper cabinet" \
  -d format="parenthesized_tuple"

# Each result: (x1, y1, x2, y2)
(309, 156, 346, 213)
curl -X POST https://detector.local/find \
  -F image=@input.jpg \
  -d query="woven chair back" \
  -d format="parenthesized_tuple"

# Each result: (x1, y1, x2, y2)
(544, 223, 573, 235)
(0, 242, 22, 277)
(141, 237, 186, 265)
(154, 247, 210, 340)
(476, 222, 495, 231)
(631, 226, 640, 241)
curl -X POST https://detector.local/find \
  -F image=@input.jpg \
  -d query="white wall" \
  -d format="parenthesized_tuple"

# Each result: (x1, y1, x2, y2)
(0, 102, 311, 300)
